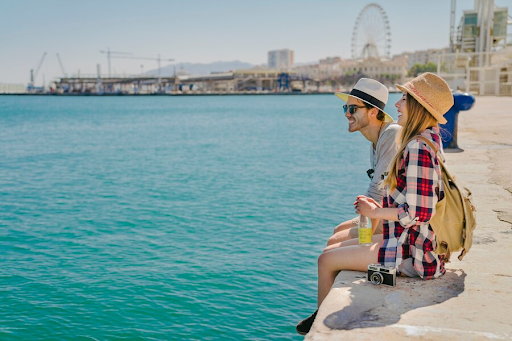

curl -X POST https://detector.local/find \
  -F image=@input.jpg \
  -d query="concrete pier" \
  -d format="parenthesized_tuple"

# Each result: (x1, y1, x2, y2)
(306, 96, 512, 340)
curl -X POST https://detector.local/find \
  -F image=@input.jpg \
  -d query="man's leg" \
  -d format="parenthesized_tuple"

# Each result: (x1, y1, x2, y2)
(324, 233, 383, 252)
(328, 218, 383, 246)
(333, 217, 358, 234)
(327, 218, 358, 246)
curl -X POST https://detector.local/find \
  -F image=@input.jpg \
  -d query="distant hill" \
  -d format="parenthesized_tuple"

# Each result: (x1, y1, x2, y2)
(146, 61, 256, 76)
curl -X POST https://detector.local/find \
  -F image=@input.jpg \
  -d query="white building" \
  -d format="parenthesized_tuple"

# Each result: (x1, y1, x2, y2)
(295, 55, 407, 86)
(0, 83, 26, 94)
(268, 49, 294, 70)
(437, 0, 512, 95)
(397, 48, 450, 69)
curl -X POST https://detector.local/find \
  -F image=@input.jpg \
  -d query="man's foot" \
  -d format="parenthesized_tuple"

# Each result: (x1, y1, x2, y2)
(296, 310, 318, 335)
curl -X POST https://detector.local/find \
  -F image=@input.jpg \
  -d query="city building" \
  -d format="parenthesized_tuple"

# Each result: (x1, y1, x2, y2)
(437, 0, 512, 95)
(267, 49, 294, 70)
(396, 48, 450, 70)
(0, 83, 26, 94)
(294, 55, 407, 89)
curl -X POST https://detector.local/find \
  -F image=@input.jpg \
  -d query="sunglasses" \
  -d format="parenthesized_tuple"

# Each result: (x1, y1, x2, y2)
(367, 169, 374, 180)
(343, 104, 366, 115)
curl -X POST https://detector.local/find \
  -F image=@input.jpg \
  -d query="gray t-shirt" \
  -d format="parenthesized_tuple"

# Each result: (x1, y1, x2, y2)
(366, 122, 401, 203)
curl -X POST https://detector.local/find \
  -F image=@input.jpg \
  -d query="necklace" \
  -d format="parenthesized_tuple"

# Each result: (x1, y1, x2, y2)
(374, 121, 385, 149)
(378, 121, 384, 138)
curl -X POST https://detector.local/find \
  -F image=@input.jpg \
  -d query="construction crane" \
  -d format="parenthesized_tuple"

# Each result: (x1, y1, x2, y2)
(110, 54, 174, 89)
(29, 52, 47, 91)
(100, 47, 132, 77)
(56, 53, 67, 78)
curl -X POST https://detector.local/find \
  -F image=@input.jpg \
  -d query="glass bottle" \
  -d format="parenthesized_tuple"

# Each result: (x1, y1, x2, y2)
(358, 215, 372, 246)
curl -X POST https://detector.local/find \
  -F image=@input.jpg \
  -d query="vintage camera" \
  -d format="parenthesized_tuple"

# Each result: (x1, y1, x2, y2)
(367, 263, 396, 286)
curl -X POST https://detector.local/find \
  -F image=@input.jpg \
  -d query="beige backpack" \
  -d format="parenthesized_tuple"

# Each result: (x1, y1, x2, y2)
(415, 136, 477, 262)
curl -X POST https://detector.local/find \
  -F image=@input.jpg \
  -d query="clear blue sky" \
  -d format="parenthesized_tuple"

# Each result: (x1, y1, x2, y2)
(1, 0, 510, 84)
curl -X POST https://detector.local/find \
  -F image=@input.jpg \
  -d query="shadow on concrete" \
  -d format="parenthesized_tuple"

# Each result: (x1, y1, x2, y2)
(322, 269, 466, 330)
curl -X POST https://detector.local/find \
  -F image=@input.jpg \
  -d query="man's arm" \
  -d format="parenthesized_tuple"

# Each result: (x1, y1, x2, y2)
(365, 125, 400, 202)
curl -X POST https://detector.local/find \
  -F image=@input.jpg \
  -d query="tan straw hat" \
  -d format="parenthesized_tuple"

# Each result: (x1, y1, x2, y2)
(396, 72, 453, 125)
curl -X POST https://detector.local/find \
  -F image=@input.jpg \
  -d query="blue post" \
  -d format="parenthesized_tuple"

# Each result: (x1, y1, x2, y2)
(439, 92, 475, 152)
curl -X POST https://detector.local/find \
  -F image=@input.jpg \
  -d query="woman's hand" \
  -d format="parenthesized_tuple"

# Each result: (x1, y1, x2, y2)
(354, 195, 379, 218)
(365, 196, 382, 209)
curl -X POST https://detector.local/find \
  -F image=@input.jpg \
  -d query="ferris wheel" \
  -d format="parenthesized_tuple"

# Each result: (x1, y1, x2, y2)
(351, 3, 391, 60)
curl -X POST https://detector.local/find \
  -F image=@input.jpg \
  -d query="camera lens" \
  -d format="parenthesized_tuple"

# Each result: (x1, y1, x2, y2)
(370, 272, 383, 285)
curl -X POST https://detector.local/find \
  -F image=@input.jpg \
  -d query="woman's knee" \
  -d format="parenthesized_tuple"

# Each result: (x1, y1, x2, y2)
(317, 252, 330, 269)
(318, 250, 343, 271)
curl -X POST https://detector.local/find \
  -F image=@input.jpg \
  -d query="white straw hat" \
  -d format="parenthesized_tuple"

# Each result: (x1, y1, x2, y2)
(335, 78, 393, 122)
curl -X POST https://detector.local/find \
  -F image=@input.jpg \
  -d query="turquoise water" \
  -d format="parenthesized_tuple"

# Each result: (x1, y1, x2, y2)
(0, 94, 399, 340)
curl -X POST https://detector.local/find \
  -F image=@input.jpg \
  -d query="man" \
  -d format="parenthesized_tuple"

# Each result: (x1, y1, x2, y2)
(327, 78, 400, 247)
(296, 80, 401, 336)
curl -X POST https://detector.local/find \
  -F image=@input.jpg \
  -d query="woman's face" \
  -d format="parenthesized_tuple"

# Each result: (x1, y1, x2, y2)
(395, 92, 408, 126)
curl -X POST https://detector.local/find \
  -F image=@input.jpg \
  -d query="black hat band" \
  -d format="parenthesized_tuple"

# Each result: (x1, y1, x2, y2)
(350, 89, 386, 111)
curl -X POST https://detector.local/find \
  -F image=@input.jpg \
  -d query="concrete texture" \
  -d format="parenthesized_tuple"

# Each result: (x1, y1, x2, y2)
(306, 96, 512, 340)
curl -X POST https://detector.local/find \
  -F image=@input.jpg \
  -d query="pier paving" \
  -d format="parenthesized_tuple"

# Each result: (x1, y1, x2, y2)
(306, 96, 512, 340)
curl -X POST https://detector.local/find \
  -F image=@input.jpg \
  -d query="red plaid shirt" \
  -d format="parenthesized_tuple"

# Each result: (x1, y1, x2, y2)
(378, 128, 445, 279)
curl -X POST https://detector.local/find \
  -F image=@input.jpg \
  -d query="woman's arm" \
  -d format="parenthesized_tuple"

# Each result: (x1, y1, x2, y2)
(356, 139, 439, 226)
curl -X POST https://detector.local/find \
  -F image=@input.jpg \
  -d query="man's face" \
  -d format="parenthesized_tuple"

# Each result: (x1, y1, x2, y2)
(345, 97, 370, 133)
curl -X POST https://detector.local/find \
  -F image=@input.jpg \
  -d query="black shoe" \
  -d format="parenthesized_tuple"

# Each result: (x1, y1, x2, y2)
(296, 310, 318, 335)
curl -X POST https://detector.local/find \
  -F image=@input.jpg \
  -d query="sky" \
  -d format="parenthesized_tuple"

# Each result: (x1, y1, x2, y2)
(1, 0, 511, 85)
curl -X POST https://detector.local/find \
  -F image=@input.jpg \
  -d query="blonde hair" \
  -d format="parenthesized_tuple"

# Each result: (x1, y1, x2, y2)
(383, 93, 438, 190)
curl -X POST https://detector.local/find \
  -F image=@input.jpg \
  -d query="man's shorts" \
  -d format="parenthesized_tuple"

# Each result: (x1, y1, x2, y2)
(348, 223, 383, 239)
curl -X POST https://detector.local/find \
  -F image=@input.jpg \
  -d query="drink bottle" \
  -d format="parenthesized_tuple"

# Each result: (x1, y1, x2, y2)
(358, 215, 372, 246)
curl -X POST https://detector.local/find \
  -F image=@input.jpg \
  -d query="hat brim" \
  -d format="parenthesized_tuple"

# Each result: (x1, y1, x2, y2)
(335, 92, 393, 123)
(395, 84, 448, 124)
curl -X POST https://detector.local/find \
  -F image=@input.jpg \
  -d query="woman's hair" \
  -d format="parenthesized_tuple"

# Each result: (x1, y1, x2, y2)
(383, 93, 438, 190)
(362, 102, 385, 121)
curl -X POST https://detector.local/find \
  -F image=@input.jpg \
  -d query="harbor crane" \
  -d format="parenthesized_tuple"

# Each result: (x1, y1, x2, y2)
(110, 54, 174, 90)
(28, 52, 47, 91)
(56, 53, 67, 78)
(100, 47, 132, 77)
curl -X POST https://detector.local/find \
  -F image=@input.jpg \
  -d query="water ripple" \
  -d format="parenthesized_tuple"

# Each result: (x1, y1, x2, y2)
(0, 94, 400, 340)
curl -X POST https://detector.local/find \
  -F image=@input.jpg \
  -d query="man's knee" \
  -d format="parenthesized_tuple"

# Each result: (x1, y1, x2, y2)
(327, 232, 345, 246)
(331, 227, 359, 245)
(333, 218, 356, 234)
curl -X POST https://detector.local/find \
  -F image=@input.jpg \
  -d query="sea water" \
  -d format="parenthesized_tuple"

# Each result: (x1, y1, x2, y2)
(0, 94, 399, 340)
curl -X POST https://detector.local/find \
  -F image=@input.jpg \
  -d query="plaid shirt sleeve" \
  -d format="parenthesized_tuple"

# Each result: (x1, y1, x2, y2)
(397, 140, 438, 229)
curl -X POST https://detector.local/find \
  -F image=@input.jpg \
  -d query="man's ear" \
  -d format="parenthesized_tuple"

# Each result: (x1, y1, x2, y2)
(368, 107, 379, 119)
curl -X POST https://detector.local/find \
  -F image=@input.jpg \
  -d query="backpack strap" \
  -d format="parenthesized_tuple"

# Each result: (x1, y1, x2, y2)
(414, 135, 445, 168)
(415, 135, 438, 154)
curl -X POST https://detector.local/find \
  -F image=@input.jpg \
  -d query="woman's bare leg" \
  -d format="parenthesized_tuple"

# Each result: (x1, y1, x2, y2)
(317, 240, 382, 307)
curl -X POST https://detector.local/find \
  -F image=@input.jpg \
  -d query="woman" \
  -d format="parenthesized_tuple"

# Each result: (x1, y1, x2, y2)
(296, 73, 454, 335)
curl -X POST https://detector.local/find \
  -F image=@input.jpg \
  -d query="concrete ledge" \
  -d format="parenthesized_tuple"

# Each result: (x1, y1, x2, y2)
(307, 270, 483, 340)
(306, 97, 512, 340)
